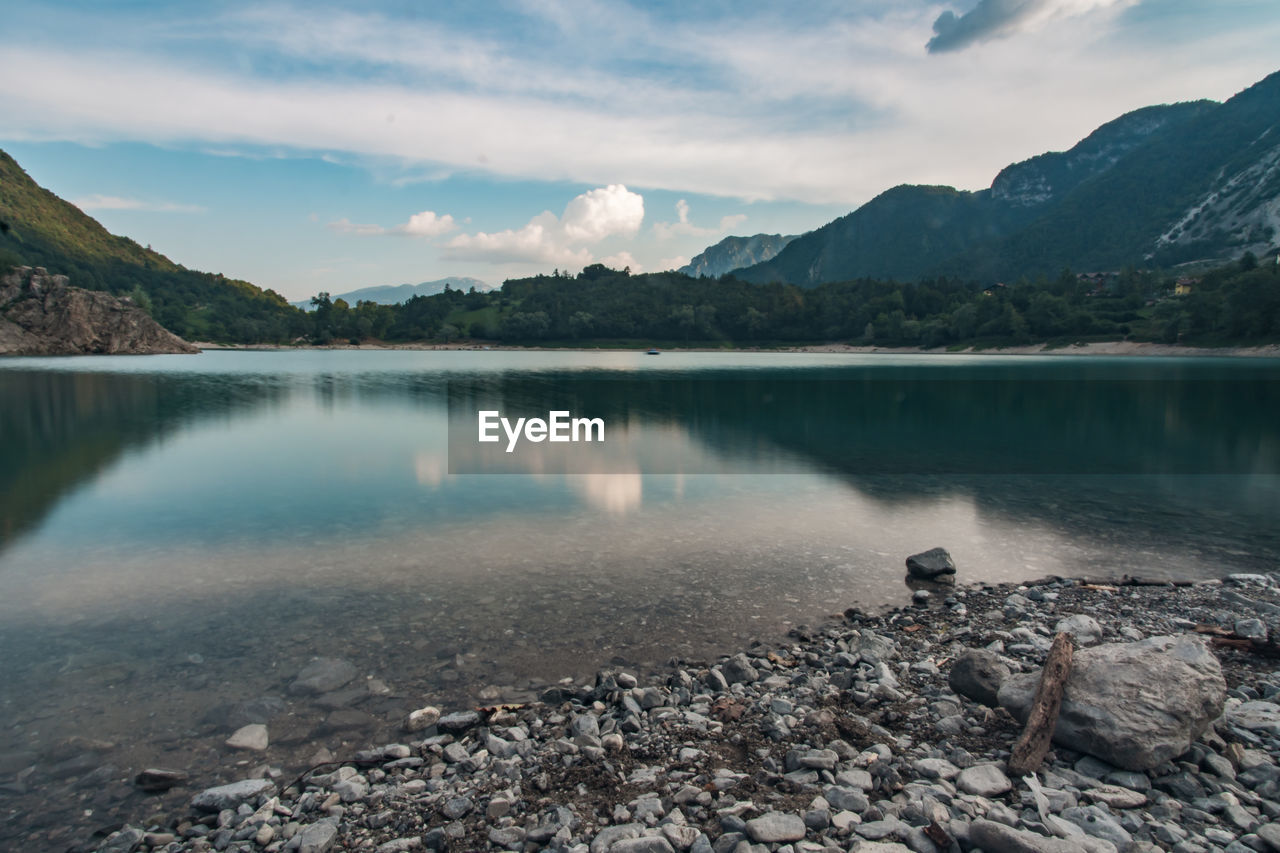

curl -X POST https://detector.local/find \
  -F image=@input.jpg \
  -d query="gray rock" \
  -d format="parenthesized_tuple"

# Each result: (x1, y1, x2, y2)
(956, 763, 1012, 796)
(437, 710, 481, 734)
(906, 547, 956, 583)
(949, 649, 1011, 706)
(296, 818, 339, 853)
(1060, 806, 1133, 846)
(1256, 823, 1280, 852)
(1227, 701, 1280, 736)
(970, 818, 1103, 853)
(611, 838, 676, 853)
(591, 823, 644, 853)
(1236, 619, 1268, 641)
(190, 778, 276, 812)
(998, 635, 1227, 770)
(134, 768, 188, 792)
(722, 654, 759, 685)
(98, 827, 145, 853)
(1055, 614, 1104, 646)
(289, 658, 358, 695)
(745, 812, 806, 843)
(225, 723, 269, 751)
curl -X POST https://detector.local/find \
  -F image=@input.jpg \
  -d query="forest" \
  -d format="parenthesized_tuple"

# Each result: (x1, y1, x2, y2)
(302, 254, 1280, 349)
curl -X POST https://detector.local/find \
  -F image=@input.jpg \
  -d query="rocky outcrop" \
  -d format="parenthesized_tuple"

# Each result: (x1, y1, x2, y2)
(999, 635, 1228, 770)
(0, 266, 198, 355)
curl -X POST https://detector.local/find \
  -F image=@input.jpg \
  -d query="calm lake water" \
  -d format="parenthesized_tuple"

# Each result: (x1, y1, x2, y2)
(1, 349, 1279, 846)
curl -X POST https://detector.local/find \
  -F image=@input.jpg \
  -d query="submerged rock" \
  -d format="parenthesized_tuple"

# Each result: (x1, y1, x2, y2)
(289, 657, 358, 695)
(999, 635, 1227, 770)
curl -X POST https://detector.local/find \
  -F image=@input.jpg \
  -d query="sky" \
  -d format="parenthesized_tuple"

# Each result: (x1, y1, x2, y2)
(2, 1, 1279, 302)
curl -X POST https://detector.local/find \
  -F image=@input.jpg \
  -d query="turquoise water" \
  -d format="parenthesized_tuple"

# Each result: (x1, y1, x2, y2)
(0, 349, 1278, 846)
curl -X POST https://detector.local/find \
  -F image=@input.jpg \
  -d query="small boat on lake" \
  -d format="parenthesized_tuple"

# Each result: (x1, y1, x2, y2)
(646, 348, 660, 355)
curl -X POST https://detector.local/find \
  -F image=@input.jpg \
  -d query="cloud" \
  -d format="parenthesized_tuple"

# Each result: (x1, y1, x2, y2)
(653, 199, 747, 239)
(72, 194, 204, 213)
(658, 255, 691, 271)
(402, 210, 457, 236)
(600, 251, 642, 273)
(926, 0, 1136, 53)
(328, 210, 456, 237)
(445, 185, 643, 267)
(561, 185, 644, 242)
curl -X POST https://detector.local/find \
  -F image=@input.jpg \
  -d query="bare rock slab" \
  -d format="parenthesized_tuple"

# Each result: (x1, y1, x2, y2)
(998, 635, 1226, 771)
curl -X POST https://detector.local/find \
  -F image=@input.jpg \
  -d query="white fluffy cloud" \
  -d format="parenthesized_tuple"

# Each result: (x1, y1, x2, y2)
(561, 185, 645, 242)
(445, 185, 644, 267)
(653, 199, 747, 240)
(600, 251, 642, 273)
(328, 209, 456, 237)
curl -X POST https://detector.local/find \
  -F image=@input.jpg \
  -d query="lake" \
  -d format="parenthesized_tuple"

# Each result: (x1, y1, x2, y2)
(1, 349, 1279, 847)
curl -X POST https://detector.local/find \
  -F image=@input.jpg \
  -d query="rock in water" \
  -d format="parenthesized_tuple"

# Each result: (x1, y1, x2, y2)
(134, 768, 188, 792)
(998, 635, 1226, 770)
(289, 658, 358, 695)
(190, 778, 276, 812)
(225, 723, 269, 751)
(948, 649, 1011, 706)
(0, 266, 199, 355)
(906, 547, 956, 583)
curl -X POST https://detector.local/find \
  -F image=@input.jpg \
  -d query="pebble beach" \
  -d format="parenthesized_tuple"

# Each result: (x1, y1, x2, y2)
(77, 566, 1280, 853)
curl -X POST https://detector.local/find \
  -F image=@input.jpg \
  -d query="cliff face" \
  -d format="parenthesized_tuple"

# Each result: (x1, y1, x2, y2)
(0, 267, 199, 355)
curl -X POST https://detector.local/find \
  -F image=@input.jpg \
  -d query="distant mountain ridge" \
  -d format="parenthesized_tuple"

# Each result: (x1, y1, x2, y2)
(678, 234, 796, 278)
(733, 69, 1280, 285)
(292, 277, 493, 309)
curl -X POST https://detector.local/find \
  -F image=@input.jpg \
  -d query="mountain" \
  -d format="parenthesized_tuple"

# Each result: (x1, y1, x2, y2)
(0, 149, 307, 343)
(678, 234, 797, 278)
(291, 277, 493, 309)
(1, 265, 198, 355)
(737, 70, 1280, 285)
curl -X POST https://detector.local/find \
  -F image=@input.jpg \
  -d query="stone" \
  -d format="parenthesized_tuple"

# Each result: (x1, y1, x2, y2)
(1055, 614, 1104, 646)
(970, 819, 1110, 853)
(98, 827, 145, 853)
(296, 818, 339, 853)
(611, 838, 676, 853)
(998, 635, 1227, 770)
(722, 654, 759, 685)
(403, 706, 441, 732)
(437, 710, 482, 734)
(949, 649, 1011, 707)
(591, 823, 644, 853)
(1227, 701, 1280, 737)
(1060, 806, 1133, 846)
(134, 768, 188, 792)
(225, 723, 269, 751)
(745, 812, 807, 843)
(1082, 784, 1147, 808)
(1255, 823, 1280, 852)
(956, 763, 1012, 797)
(289, 658, 358, 695)
(906, 547, 956, 582)
(190, 778, 276, 812)
(1235, 619, 1268, 641)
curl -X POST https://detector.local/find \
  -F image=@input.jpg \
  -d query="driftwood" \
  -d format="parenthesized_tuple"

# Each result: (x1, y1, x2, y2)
(1008, 632, 1074, 776)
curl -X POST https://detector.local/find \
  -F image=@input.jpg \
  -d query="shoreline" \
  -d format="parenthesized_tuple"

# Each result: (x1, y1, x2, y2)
(82, 571, 1280, 853)
(191, 340, 1280, 358)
